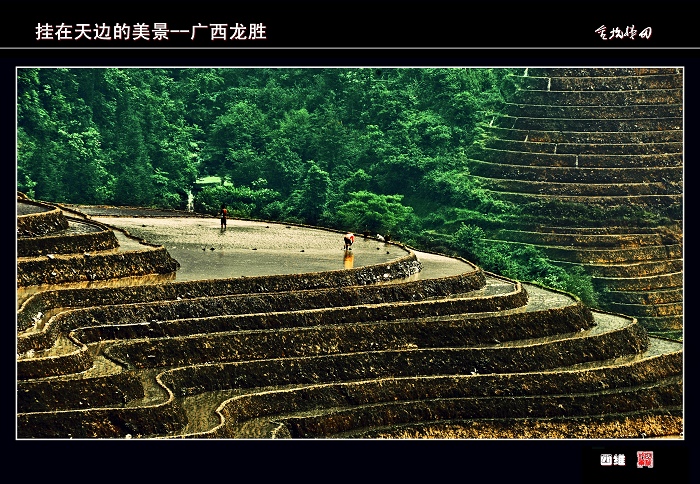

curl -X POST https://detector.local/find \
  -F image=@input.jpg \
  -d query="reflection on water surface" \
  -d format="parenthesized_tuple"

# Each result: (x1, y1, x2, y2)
(344, 250, 354, 269)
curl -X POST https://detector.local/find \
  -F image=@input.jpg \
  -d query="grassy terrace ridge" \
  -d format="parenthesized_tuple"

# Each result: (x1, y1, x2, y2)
(469, 190, 681, 206)
(501, 103, 683, 119)
(472, 146, 683, 165)
(468, 160, 681, 183)
(507, 89, 683, 106)
(477, 126, 683, 144)
(473, 178, 671, 197)
(477, 143, 684, 157)
(465, 67, 683, 335)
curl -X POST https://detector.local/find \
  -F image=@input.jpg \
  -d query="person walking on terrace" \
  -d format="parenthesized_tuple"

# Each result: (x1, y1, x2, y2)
(219, 204, 229, 229)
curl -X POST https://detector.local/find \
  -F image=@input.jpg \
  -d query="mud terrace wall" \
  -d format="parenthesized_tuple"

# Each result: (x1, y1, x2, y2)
(17, 253, 424, 333)
(17, 203, 69, 237)
(17, 218, 120, 257)
(18, 196, 181, 287)
(17, 247, 181, 287)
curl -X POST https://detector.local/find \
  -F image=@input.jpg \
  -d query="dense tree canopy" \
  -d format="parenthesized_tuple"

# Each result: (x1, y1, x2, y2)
(18, 67, 509, 220)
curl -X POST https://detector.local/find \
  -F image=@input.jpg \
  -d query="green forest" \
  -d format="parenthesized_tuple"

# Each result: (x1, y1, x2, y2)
(16, 67, 598, 305)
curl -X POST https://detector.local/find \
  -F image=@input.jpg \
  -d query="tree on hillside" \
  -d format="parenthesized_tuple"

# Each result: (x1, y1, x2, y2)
(334, 190, 417, 238)
(200, 101, 269, 186)
(286, 160, 332, 225)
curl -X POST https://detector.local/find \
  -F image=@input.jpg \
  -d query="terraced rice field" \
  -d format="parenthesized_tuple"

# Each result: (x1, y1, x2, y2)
(16, 198, 683, 439)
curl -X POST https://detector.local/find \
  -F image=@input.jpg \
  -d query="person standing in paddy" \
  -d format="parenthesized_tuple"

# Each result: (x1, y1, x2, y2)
(343, 232, 355, 250)
(219, 204, 228, 229)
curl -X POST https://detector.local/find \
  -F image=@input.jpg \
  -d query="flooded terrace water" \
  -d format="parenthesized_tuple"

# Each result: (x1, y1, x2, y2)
(17, 215, 475, 325)
(92, 216, 473, 282)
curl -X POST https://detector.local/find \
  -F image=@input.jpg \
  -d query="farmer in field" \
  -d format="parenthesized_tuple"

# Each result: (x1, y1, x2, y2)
(219, 204, 228, 229)
(343, 232, 355, 250)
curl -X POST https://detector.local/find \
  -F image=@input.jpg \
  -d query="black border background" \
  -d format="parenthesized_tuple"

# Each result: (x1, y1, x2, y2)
(3, 1, 699, 48)
(5, 3, 695, 483)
